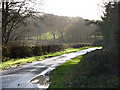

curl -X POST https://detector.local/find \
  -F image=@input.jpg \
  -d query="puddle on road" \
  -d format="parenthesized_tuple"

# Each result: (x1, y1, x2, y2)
(29, 75, 50, 88)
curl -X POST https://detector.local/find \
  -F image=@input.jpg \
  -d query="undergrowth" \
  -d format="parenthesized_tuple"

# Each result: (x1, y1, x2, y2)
(49, 47, 119, 88)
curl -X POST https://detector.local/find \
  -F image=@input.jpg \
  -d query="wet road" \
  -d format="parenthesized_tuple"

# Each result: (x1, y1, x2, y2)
(1, 47, 102, 89)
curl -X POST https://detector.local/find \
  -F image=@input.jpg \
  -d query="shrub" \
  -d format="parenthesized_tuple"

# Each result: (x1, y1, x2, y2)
(41, 44, 65, 54)
(92, 39, 103, 46)
(32, 46, 43, 56)
(2, 44, 72, 60)
(49, 44, 65, 53)
(42, 45, 49, 54)
(78, 48, 118, 76)
(72, 43, 91, 48)
(71, 48, 118, 88)
(2, 45, 11, 61)
(9, 45, 32, 58)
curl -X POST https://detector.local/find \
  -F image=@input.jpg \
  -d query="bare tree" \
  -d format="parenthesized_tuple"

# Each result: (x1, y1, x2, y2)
(2, 0, 44, 45)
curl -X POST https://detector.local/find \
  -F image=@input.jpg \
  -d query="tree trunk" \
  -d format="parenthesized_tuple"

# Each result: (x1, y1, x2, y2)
(60, 31, 63, 41)
(2, 2, 9, 45)
(53, 33, 56, 40)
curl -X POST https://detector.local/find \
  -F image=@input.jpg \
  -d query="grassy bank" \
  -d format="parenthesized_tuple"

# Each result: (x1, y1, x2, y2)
(0, 47, 90, 70)
(49, 48, 118, 88)
(49, 55, 83, 88)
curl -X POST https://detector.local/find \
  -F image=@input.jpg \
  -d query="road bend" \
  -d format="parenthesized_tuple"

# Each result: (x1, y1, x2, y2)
(1, 47, 102, 89)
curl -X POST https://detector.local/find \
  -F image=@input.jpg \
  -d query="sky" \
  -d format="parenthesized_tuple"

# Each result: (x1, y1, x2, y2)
(42, 0, 105, 20)
(1, 0, 116, 20)
(27, 0, 115, 20)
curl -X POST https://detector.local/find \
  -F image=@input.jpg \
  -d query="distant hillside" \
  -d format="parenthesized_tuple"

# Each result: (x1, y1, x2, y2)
(8, 13, 103, 46)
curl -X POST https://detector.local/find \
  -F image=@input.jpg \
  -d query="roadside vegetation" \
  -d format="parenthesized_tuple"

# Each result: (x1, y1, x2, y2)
(49, 55, 83, 88)
(0, 47, 90, 70)
(49, 48, 118, 88)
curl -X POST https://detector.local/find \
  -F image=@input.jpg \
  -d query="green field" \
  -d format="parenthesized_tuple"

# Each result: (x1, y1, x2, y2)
(41, 32, 59, 40)
(25, 32, 60, 40)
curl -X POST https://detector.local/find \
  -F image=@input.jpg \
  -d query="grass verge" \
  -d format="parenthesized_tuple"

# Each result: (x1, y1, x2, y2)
(0, 47, 90, 70)
(49, 55, 83, 88)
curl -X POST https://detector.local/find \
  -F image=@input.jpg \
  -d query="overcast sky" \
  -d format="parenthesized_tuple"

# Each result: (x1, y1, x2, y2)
(42, 0, 107, 20)
(28, 0, 115, 20)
